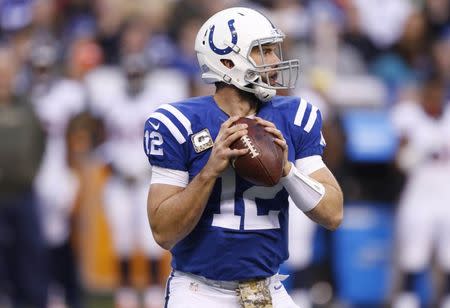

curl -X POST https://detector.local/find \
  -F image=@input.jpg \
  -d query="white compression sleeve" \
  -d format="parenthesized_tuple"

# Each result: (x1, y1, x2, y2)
(280, 163, 325, 212)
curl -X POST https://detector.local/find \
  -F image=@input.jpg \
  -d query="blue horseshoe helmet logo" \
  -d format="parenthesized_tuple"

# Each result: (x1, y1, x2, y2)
(209, 19, 238, 55)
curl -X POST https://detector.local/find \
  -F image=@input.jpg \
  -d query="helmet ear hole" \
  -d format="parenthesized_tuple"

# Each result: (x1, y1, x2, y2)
(220, 59, 235, 69)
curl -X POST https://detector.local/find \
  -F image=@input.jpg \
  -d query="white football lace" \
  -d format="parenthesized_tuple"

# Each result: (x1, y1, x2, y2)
(240, 135, 260, 158)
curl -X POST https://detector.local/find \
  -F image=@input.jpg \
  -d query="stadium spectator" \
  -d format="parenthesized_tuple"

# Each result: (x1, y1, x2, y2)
(391, 75, 450, 308)
(0, 46, 48, 308)
(29, 40, 87, 308)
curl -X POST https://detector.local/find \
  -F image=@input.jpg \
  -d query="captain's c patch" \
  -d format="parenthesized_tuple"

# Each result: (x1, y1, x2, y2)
(191, 128, 214, 153)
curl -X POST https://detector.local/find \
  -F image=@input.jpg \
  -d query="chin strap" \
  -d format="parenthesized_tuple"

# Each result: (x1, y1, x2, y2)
(227, 75, 276, 102)
(253, 85, 276, 102)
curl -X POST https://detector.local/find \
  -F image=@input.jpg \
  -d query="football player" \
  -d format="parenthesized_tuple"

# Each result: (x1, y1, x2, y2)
(392, 75, 450, 308)
(90, 51, 188, 308)
(143, 7, 343, 308)
(29, 41, 87, 308)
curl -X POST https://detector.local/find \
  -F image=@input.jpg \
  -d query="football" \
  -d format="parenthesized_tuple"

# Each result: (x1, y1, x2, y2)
(230, 117, 284, 186)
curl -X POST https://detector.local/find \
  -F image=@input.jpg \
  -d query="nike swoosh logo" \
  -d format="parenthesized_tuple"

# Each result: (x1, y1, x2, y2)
(149, 121, 160, 130)
(274, 284, 283, 290)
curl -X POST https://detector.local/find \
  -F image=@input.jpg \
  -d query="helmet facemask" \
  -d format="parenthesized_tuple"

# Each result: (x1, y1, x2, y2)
(245, 38, 299, 92)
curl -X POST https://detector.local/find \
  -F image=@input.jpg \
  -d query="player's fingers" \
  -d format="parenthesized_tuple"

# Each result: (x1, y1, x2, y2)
(216, 125, 246, 145)
(255, 117, 276, 128)
(216, 116, 242, 141)
(222, 129, 248, 148)
(220, 116, 240, 130)
(273, 138, 288, 151)
(274, 139, 288, 152)
(221, 123, 248, 141)
(228, 148, 249, 158)
(264, 126, 284, 141)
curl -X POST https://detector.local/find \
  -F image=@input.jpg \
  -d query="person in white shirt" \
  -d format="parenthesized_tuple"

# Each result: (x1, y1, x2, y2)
(391, 75, 450, 308)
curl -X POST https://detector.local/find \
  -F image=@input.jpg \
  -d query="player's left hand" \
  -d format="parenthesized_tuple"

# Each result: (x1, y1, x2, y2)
(254, 117, 291, 177)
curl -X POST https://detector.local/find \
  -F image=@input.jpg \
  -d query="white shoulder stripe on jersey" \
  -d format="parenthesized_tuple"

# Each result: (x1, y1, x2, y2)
(294, 98, 308, 127)
(149, 112, 186, 144)
(159, 104, 193, 135)
(304, 106, 318, 133)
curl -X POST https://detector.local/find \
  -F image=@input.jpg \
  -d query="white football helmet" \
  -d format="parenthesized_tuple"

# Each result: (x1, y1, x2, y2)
(195, 7, 299, 102)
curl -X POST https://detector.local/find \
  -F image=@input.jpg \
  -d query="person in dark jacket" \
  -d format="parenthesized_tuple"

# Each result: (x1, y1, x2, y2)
(0, 46, 48, 308)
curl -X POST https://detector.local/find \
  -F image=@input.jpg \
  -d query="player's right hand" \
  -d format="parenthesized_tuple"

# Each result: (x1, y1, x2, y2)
(203, 116, 249, 178)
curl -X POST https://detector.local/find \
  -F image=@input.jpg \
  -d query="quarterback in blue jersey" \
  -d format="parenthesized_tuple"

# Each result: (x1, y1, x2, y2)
(144, 7, 343, 308)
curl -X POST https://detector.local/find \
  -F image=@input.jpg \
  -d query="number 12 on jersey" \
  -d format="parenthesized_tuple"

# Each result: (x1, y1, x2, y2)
(145, 130, 164, 156)
(212, 168, 283, 231)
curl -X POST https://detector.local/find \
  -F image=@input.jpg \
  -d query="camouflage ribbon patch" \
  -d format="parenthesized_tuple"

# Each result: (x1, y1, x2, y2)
(236, 279, 273, 308)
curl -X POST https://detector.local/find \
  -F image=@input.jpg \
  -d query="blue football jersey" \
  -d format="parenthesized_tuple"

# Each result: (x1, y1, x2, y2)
(143, 95, 324, 281)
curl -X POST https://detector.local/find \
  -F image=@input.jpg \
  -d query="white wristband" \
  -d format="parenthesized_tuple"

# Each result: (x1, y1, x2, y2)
(280, 163, 325, 212)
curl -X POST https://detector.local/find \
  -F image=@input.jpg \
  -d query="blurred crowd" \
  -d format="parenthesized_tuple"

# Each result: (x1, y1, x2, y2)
(0, 0, 449, 307)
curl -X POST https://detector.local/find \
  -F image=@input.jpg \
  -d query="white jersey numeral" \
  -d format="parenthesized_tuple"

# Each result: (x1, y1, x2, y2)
(212, 168, 240, 229)
(145, 130, 164, 156)
(212, 168, 282, 230)
(243, 186, 281, 230)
